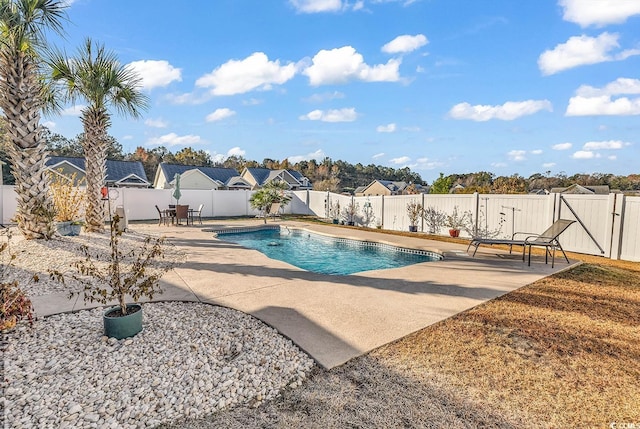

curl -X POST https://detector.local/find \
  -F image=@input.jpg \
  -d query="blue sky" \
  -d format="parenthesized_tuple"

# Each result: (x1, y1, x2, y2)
(46, 0, 640, 183)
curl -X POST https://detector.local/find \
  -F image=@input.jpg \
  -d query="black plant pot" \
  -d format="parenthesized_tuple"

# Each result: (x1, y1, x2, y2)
(409, 225, 418, 232)
(103, 304, 143, 339)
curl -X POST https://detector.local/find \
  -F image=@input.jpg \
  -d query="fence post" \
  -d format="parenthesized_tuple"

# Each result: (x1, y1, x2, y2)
(420, 192, 425, 233)
(609, 194, 625, 260)
(473, 192, 479, 235)
(380, 195, 385, 229)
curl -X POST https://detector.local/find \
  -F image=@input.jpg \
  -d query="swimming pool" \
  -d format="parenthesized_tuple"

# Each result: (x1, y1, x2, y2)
(216, 227, 441, 275)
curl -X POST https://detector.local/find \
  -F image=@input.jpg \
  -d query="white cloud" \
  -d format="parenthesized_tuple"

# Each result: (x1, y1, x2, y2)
(389, 156, 411, 165)
(566, 78, 640, 116)
(566, 95, 640, 116)
(530, 149, 543, 155)
(146, 133, 202, 147)
(381, 34, 428, 54)
(572, 150, 600, 159)
(560, 0, 640, 27)
(304, 91, 345, 103)
(449, 99, 552, 121)
(209, 146, 246, 163)
(122, 135, 133, 140)
(538, 32, 640, 75)
(289, 0, 343, 13)
(491, 162, 507, 168)
(372, 152, 385, 159)
(299, 108, 357, 122)
(413, 157, 444, 170)
(206, 108, 236, 122)
(543, 162, 556, 168)
(303, 46, 400, 86)
(127, 60, 181, 90)
(144, 118, 168, 128)
(508, 150, 526, 161)
(61, 105, 86, 116)
(376, 123, 396, 133)
(242, 98, 263, 106)
(42, 120, 56, 129)
(575, 78, 640, 97)
(196, 52, 298, 95)
(582, 140, 628, 150)
(288, 149, 326, 163)
(227, 147, 245, 157)
(164, 91, 211, 105)
(608, 155, 617, 160)
(552, 142, 573, 150)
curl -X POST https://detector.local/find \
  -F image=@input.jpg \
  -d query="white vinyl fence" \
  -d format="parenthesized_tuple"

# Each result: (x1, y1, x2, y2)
(1, 186, 639, 262)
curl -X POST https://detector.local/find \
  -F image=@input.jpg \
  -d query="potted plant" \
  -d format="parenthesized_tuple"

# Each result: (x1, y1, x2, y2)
(341, 201, 359, 226)
(422, 206, 446, 234)
(406, 200, 423, 232)
(51, 214, 170, 339)
(446, 206, 467, 238)
(49, 171, 85, 236)
(329, 201, 341, 224)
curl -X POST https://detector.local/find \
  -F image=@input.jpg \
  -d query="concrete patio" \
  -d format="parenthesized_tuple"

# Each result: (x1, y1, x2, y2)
(32, 219, 579, 369)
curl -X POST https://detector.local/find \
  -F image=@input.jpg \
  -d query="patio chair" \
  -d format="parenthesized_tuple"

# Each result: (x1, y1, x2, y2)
(467, 219, 576, 267)
(190, 203, 204, 225)
(155, 205, 170, 226)
(267, 202, 281, 219)
(175, 204, 190, 225)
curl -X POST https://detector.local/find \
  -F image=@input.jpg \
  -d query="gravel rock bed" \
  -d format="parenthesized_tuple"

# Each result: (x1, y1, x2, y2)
(1, 227, 315, 427)
(1, 228, 183, 297)
(2, 301, 315, 428)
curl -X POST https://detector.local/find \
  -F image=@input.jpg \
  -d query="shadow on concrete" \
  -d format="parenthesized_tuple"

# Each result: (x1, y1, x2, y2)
(251, 306, 361, 369)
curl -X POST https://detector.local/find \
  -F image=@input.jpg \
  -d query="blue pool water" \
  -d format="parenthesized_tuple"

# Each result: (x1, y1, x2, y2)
(217, 228, 440, 275)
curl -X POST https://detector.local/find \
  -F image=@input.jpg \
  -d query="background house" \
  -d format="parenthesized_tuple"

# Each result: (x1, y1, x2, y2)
(355, 180, 428, 196)
(240, 167, 312, 190)
(153, 163, 251, 190)
(550, 184, 611, 194)
(46, 156, 149, 187)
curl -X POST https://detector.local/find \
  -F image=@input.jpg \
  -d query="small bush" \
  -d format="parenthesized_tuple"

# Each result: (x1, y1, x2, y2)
(1, 233, 34, 331)
(48, 170, 86, 222)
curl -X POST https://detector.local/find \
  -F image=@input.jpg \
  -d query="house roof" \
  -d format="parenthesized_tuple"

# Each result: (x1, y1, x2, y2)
(377, 180, 408, 192)
(354, 186, 366, 194)
(46, 156, 149, 186)
(243, 167, 311, 188)
(550, 184, 610, 194)
(159, 163, 241, 185)
(224, 176, 252, 188)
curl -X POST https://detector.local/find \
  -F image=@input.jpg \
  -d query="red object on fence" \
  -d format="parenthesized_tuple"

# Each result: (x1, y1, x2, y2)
(100, 187, 108, 200)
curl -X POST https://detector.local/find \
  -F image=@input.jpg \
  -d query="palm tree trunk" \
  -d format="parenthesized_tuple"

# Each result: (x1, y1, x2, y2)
(0, 50, 55, 239)
(80, 108, 110, 233)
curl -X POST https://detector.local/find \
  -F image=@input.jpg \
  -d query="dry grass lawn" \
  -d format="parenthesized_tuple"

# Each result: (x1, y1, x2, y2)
(166, 243, 640, 429)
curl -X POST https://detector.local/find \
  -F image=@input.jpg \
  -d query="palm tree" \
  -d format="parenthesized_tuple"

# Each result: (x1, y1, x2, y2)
(0, 0, 67, 239)
(249, 181, 292, 224)
(48, 38, 148, 232)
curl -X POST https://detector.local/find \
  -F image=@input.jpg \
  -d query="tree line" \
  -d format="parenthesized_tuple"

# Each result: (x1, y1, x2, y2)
(1, 126, 426, 193)
(430, 171, 640, 194)
(2, 126, 638, 195)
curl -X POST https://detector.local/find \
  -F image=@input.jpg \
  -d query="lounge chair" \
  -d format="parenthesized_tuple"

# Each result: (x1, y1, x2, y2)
(267, 202, 281, 219)
(467, 219, 576, 267)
